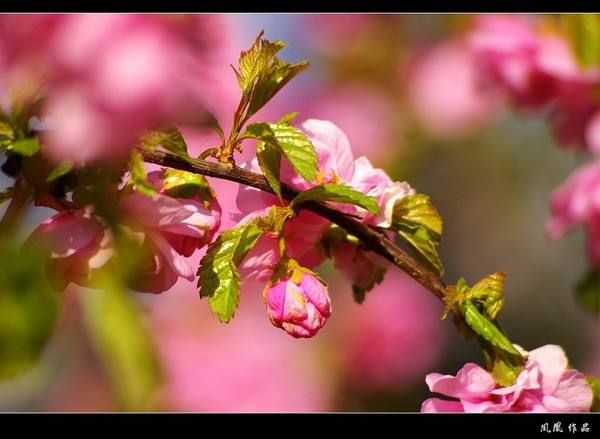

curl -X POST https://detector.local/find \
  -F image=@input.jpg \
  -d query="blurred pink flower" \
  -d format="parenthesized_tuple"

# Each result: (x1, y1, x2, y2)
(265, 270, 332, 338)
(546, 160, 600, 267)
(26, 206, 113, 290)
(119, 170, 221, 293)
(407, 39, 500, 138)
(469, 14, 600, 152)
(151, 286, 334, 411)
(297, 85, 397, 163)
(0, 14, 237, 164)
(422, 344, 593, 412)
(333, 270, 447, 392)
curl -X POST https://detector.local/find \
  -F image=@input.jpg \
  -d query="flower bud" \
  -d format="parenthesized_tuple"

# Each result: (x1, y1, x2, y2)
(264, 270, 332, 338)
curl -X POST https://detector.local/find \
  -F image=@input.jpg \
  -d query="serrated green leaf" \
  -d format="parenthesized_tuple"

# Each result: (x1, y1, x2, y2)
(561, 14, 600, 68)
(246, 59, 309, 118)
(46, 161, 74, 182)
(291, 183, 380, 214)
(8, 137, 39, 157)
(576, 269, 600, 313)
(129, 151, 157, 196)
(198, 223, 264, 323)
(393, 193, 442, 237)
(0, 242, 60, 379)
(237, 31, 286, 93)
(245, 122, 317, 183)
(140, 127, 188, 157)
(0, 187, 13, 205)
(586, 375, 600, 412)
(463, 301, 520, 356)
(81, 275, 162, 410)
(256, 142, 282, 199)
(396, 223, 444, 276)
(162, 168, 215, 202)
(278, 112, 299, 125)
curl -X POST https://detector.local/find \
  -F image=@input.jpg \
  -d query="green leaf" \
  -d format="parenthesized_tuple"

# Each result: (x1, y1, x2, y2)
(561, 14, 600, 68)
(469, 272, 506, 320)
(396, 223, 444, 276)
(463, 301, 520, 357)
(81, 274, 162, 410)
(479, 338, 524, 387)
(246, 59, 309, 118)
(162, 168, 215, 203)
(197, 223, 264, 323)
(575, 269, 600, 313)
(236, 31, 286, 93)
(140, 127, 188, 157)
(393, 193, 442, 237)
(128, 150, 157, 196)
(586, 375, 600, 412)
(8, 137, 40, 157)
(291, 183, 380, 214)
(256, 141, 282, 199)
(0, 242, 59, 379)
(245, 122, 317, 183)
(0, 187, 13, 205)
(0, 120, 15, 148)
(46, 161, 74, 182)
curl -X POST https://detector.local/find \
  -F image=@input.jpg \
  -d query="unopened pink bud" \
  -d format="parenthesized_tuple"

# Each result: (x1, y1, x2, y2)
(265, 272, 331, 338)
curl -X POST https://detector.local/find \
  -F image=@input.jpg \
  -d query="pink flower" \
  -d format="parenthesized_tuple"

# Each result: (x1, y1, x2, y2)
(119, 170, 221, 293)
(546, 160, 600, 267)
(0, 15, 236, 164)
(407, 40, 500, 138)
(469, 15, 600, 152)
(26, 207, 113, 290)
(264, 271, 332, 338)
(421, 345, 594, 412)
(234, 119, 414, 280)
(296, 84, 397, 163)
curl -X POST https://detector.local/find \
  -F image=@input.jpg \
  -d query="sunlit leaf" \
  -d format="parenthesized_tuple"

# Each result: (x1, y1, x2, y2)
(128, 150, 157, 196)
(140, 127, 188, 157)
(396, 223, 444, 276)
(245, 122, 317, 182)
(393, 193, 442, 237)
(198, 223, 264, 322)
(561, 14, 600, 68)
(8, 137, 40, 157)
(256, 142, 282, 199)
(162, 168, 215, 203)
(291, 183, 380, 214)
(46, 161, 74, 183)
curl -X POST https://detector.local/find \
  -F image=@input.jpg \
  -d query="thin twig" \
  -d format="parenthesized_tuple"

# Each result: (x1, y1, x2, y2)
(140, 148, 448, 303)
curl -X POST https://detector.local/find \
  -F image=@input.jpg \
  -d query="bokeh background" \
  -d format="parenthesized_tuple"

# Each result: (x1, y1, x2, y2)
(0, 14, 598, 412)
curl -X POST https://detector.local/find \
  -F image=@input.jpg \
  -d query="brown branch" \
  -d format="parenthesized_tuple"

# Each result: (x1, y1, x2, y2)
(140, 148, 448, 302)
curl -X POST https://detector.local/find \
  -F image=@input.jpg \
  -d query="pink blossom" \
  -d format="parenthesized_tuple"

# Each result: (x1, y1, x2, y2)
(234, 119, 414, 280)
(421, 345, 594, 412)
(119, 170, 221, 293)
(26, 207, 113, 290)
(0, 14, 236, 164)
(264, 271, 332, 338)
(407, 40, 500, 138)
(469, 15, 600, 152)
(332, 269, 447, 391)
(296, 84, 397, 163)
(546, 160, 600, 267)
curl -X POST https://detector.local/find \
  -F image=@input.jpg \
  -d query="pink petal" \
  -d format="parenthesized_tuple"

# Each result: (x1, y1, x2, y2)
(426, 363, 496, 399)
(421, 398, 464, 413)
